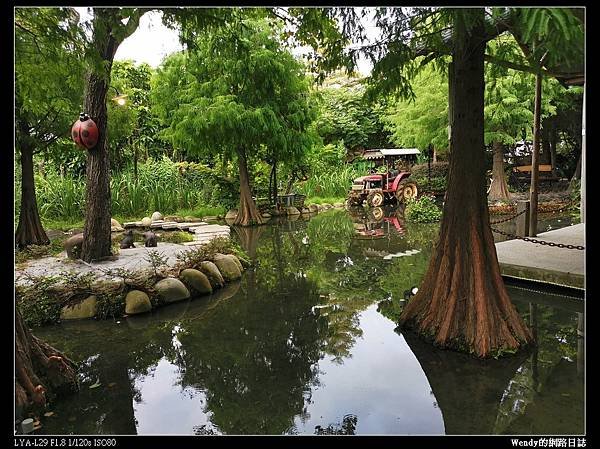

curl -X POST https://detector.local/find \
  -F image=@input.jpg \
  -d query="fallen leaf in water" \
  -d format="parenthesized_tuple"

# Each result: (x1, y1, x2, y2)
(43, 412, 54, 417)
(108, 382, 117, 388)
(561, 393, 571, 397)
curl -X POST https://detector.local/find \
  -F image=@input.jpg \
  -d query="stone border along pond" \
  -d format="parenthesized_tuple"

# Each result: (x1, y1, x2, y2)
(15, 202, 346, 327)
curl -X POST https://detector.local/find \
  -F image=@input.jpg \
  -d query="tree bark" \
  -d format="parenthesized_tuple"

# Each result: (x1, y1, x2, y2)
(15, 308, 78, 418)
(80, 8, 143, 261)
(233, 147, 264, 226)
(398, 9, 533, 358)
(15, 122, 50, 248)
(488, 141, 511, 202)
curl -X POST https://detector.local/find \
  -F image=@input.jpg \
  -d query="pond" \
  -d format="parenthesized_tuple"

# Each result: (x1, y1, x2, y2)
(34, 207, 584, 435)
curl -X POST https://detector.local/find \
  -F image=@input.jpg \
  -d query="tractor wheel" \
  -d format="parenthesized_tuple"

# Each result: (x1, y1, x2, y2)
(367, 191, 384, 207)
(369, 206, 384, 221)
(395, 180, 419, 204)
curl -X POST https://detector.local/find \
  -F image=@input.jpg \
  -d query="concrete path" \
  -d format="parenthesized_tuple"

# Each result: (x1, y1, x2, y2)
(495, 223, 585, 290)
(15, 224, 230, 287)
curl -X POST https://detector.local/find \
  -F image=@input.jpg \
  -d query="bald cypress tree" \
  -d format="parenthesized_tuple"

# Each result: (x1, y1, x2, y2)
(153, 18, 316, 226)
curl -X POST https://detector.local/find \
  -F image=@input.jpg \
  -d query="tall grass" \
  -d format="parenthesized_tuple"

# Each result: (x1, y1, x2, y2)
(30, 157, 224, 222)
(295, 165, 361, 199)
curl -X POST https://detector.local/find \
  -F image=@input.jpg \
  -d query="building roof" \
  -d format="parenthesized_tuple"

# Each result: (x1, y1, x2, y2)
(362, 148, 421, 160)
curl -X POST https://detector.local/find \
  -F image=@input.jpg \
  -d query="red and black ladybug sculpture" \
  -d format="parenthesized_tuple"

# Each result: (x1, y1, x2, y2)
(71, 113, 99, 149)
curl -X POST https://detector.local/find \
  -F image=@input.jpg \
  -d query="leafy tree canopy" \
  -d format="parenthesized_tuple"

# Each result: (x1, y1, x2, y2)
(153, 17, 318, 167)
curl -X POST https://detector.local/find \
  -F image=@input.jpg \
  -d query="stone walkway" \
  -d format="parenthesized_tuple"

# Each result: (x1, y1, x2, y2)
(15, 224, 231, 286)
(495, 223, 585, 290)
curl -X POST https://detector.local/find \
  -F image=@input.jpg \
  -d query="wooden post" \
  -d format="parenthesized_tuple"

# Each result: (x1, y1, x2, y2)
(529, 72, 542, 237)
(516, 200, 530, 237)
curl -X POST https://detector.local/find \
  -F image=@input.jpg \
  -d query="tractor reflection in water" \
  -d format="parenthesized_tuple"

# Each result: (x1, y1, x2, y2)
(348, 205, 406, 242)
(346, 148, 420, 208)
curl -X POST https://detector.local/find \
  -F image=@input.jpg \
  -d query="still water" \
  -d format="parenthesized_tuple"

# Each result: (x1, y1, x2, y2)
(35, 207, 584, 435)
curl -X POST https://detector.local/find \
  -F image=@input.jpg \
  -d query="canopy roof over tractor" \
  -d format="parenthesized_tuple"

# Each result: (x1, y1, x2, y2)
(362, 148, 421, 160)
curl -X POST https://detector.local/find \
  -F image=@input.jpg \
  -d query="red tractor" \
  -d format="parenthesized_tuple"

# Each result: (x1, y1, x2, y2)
(346, 148, 420, 207)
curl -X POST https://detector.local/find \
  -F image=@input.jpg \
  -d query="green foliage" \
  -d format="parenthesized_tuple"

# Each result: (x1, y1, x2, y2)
(405, 195, 443, 223)
(382, 64, 449, 153)
(175, 236, 245, 269)
(294, 164, 361, 199)
(313, 73, 392, 153)
(15, 8, 85, 155)
(153, 18, 317, 183)
(15, 238, 67, 265)
(159, 231, 194, 244)
(410, 162, 449, 192)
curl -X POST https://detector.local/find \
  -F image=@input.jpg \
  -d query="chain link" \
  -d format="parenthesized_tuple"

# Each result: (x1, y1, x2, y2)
(507, 283, 584, 300)
(490, 208, 527, 224)
(491, 227, 585, 250)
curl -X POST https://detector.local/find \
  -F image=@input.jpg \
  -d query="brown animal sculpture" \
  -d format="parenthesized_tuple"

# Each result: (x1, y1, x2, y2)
(143, 231, 157, 247)
(120, 230, 136, 249)
(64, 233, 84, 259)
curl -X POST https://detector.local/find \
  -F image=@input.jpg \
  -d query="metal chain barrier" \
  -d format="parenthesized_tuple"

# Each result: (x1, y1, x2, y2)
(491, 227, 585, 250)
(490, 208, 527, 225)
(508, 283, 583, 300)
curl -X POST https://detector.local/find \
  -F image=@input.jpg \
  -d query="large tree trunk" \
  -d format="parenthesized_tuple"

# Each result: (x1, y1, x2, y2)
(15, 308, 78, 418)
(233, 147, 264, 226)
(80, 10, 121, 262)
(15, 124, 50, 248)
(398, 10, 533, 358)
(488, 141, 511, 202)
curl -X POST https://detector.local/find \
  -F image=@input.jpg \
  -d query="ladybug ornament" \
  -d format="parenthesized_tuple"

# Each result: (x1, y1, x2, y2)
(71, 113, 99, 149)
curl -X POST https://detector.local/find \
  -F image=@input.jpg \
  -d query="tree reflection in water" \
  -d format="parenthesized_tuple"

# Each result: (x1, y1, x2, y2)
(34, 208, 582, 435)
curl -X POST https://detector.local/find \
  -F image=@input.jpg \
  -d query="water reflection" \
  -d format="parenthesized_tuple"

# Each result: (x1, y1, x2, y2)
(34, 208, 583, 435)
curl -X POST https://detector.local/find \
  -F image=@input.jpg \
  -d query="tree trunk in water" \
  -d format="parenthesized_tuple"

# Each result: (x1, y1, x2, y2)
(488, 141, 511, 202)
(80, 10, 120, 262)
(15, 129, 50, 248)
(398, 10, 533, 358)
(15, 308, 78, 418)
(233, 147, 264, 226)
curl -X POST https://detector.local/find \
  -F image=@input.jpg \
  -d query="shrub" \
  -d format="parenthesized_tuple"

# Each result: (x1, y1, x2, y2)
(411, 162, 449, 179)
(405, 195, 443, 223)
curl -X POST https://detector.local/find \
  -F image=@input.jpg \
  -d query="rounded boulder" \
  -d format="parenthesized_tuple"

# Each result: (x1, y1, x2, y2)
(180, 269, 213, 296)
(125, 290, 152, 315)
(60, 295, 97, 320)
(218, 253, 243, 272)
(141, 217, 152, 227)
(151, 211, 163, 222)
(154, 278, 190, 303)
(213, 254, 242, 282)
(199, 261, 225, 289)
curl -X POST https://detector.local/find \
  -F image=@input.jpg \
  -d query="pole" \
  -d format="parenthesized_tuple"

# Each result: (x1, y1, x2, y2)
(529, 72, 542, 237)
(581, 84, 585, 223)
